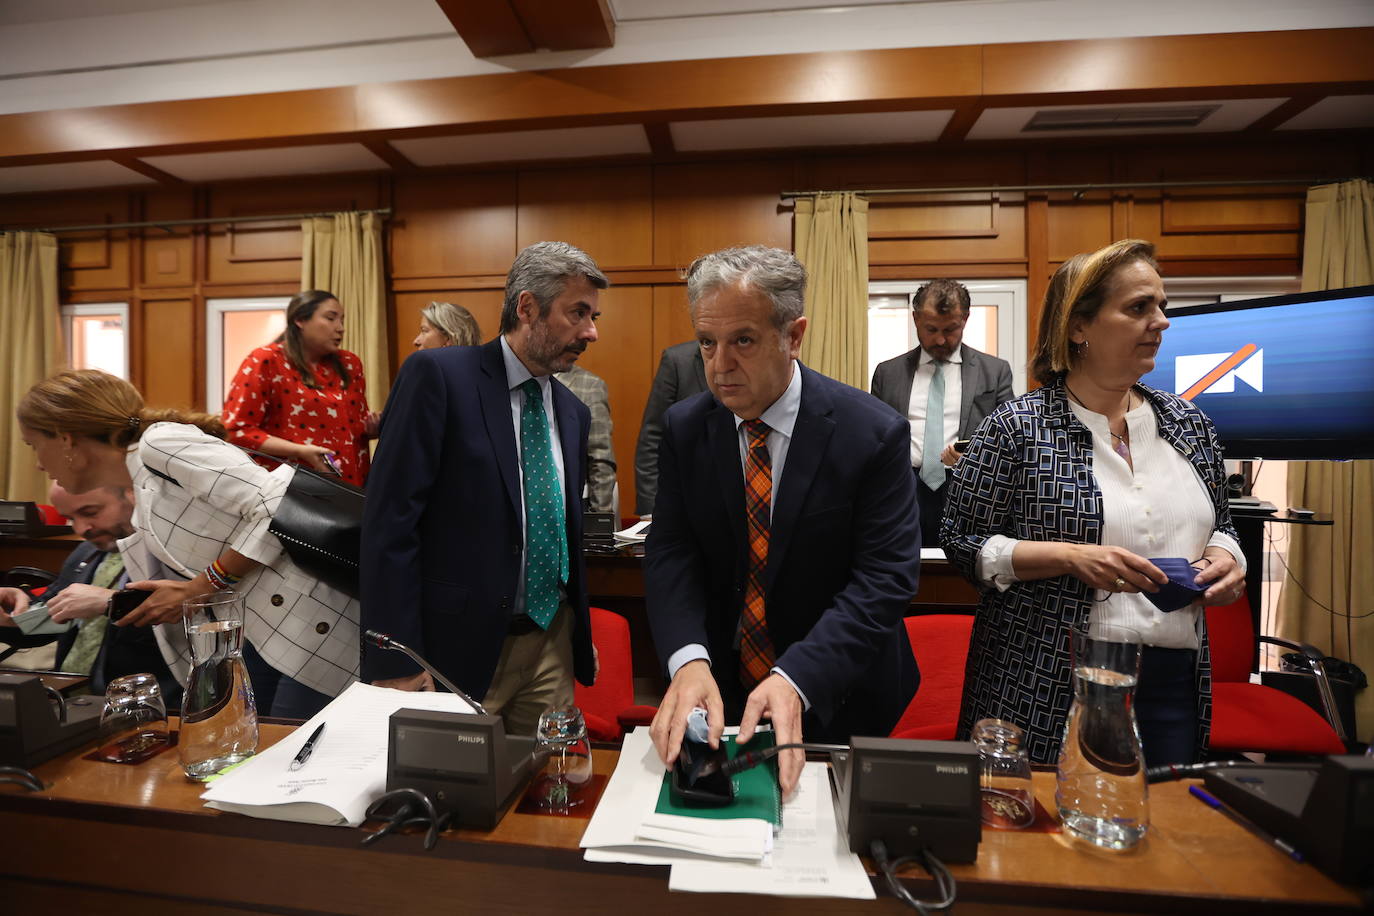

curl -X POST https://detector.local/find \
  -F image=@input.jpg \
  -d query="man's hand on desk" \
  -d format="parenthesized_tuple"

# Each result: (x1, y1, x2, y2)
(737, 674, 804, 799)
(372, 671, 434, 692)
(0, 586, 31, 623)
(47, 584, 115, 623)
(650, 659, 724, 769)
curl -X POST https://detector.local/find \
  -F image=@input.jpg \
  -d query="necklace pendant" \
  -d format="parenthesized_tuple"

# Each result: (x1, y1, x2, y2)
(1113, 438, 1131, 460)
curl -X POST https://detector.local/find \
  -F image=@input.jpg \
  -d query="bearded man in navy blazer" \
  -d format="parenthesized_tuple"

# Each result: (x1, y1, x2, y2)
(362, 242, 605, 736)
(645, 246, 921, 795)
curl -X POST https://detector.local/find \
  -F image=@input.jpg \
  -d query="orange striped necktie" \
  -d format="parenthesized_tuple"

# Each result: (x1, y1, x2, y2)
(739, 418, 776, 689)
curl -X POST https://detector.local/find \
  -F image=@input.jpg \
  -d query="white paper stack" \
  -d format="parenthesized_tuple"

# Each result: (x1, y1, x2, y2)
(580, 728, 874, 899)
(199, 681, 473, 826)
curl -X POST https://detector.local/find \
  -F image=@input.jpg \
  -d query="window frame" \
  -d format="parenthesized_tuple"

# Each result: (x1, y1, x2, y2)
(205, 297, 291, 411)
(60, 301, 130, 379)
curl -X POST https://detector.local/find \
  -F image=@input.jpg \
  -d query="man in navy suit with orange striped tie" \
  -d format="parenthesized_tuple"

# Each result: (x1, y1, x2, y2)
(644, 246, 921, 796)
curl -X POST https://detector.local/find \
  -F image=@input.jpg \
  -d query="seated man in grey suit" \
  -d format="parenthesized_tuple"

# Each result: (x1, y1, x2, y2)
(0, 483, 179, 702)
(633, 340, 707, 517)
(871, 279, 1014, 547)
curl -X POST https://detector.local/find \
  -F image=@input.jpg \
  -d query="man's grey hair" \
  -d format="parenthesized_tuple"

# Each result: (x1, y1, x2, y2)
(500, 241, 609, 333)
(685, 246, 807, 328)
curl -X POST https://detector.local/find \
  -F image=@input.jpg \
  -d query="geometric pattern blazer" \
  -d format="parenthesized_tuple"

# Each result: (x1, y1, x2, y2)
(939, 379, 1237, 764)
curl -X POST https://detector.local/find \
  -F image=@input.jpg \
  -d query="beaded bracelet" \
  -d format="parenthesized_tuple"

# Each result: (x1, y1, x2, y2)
(205, 558, 242, 591)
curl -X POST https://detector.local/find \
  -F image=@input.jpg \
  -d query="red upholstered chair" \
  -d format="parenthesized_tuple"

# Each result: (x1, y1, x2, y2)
(36, 504, 66, 526)
(889, 614, 975, 740)
(575, 607, 658, 741)
(1205, 593, 1346, 756)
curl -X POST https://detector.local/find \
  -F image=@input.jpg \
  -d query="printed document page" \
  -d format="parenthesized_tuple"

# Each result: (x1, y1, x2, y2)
(200, 681, 473, 826)
(669, 764, 875, 899)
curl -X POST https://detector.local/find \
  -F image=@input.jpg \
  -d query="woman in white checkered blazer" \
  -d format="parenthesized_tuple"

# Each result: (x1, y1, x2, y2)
(18, 370, 359, 719)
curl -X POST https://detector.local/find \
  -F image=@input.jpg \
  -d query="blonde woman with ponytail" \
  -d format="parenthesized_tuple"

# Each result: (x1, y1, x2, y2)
(18, 370, 359, 718)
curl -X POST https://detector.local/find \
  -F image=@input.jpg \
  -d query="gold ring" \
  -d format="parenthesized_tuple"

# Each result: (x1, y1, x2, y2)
(1113, 577, 1127, 590)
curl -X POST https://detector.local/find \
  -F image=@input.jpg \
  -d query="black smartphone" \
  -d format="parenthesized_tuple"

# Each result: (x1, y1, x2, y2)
(107, 588, 153, 622)
(953, 439, 971, 453)
(670, 738, 735, 807)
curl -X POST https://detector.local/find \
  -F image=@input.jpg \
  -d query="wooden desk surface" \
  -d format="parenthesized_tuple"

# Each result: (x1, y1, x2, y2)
(1, 723, 1362, 915)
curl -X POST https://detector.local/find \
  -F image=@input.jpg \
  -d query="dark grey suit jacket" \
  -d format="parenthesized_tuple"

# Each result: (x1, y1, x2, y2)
(633, 341, 708, 515)
(869, 343, 1015, 452)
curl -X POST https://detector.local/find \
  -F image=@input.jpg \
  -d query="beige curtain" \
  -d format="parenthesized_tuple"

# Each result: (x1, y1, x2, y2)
(1, 230, 61, 502)
(795, 192, 869, 389)
(301, 212, 389, 411)
(1278, 179, 1374, 743)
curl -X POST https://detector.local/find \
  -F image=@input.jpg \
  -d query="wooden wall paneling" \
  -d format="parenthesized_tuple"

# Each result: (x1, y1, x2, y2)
(516, 166, 653, 269)
(574, 284, 654, 516)
(204, 177, 380, 286)
(139, 189, 195, 289)
(1127, 190, 1302, 260)
(2, 191, 138, 294)
(1158, 189, 1302, 234)
(868, 195, 1027, 267)
(140, 297, 196, 410)
(389, 289, 505, 383)
(390, 173, 518, 281)
(1046, 193, 1115, 261)
(804, 148, 1026, 194)
(652, 161, 796, 268)
(650, 285, 694, 359)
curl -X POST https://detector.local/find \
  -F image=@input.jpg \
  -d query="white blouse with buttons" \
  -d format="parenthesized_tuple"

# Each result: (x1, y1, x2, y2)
(976, 394, 1244, 650)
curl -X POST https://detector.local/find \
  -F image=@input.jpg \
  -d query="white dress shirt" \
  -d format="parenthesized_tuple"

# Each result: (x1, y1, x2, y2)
(500, 335, 570, 618)
(666, 363, 811, 707)
(975, 397, 1245, 649)
(907, 346, 963, 469)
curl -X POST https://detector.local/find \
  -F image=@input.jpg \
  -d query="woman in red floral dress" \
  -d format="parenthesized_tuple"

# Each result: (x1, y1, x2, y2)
(222, 289, 379, 486)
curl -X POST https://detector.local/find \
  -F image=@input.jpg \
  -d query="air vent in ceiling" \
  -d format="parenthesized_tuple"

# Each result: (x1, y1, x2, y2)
(1023, 105, 1222, 132)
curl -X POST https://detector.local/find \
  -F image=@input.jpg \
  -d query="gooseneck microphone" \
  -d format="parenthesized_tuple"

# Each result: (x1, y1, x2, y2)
(364, 629, 488, 715)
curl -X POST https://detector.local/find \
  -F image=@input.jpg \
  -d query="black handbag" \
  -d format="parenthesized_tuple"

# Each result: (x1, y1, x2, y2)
(143, 448, 364, 598)
(268, 463, 364, 599)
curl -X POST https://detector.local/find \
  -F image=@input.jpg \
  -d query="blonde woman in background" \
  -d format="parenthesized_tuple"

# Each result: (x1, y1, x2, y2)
(414, 301, 482, 349)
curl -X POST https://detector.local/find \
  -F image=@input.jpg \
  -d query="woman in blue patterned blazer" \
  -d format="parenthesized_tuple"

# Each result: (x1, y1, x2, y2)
(941, 240, 1248, 766)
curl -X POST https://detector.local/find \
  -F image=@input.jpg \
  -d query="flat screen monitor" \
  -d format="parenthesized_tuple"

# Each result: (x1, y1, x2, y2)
(1138, 284, 1374, 460)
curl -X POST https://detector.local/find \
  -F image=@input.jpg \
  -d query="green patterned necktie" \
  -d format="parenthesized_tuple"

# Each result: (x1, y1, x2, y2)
(920, 359, 948, 492)
(62, 551, 124, 675)
(519, 379, 569, 629)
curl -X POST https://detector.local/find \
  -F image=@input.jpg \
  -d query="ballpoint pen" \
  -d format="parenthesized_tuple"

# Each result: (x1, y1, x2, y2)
(1189, 784, 1304, 863)
(289, 722, 327, 771)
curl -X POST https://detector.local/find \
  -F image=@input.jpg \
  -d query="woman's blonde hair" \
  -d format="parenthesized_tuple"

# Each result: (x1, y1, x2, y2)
(421, 301, 481, 347)
(1030, 239, 1159, 385)
(17, 369, 225, 448)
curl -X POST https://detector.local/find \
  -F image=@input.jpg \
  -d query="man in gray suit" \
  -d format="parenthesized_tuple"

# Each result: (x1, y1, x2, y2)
(871, 279, 1014, 547)
(633, 340, 707, 516)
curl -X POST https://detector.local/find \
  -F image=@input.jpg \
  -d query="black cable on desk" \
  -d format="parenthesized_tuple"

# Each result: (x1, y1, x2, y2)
(361, 787, 448, 851)
(870, 839, 957, 914)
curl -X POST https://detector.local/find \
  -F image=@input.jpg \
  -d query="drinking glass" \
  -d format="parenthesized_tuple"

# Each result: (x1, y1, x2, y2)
(533, 706, 594, 812)
(98, 673, 170, 763)
(179, 590, 259, 780)
(1055, 622, 1149, 851)
(973, 718, 1035, 829)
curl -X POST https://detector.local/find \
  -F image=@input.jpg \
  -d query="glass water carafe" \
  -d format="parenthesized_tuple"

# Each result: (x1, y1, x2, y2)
(1055, 622, 1148, 850)
(179, 590, 259, 780)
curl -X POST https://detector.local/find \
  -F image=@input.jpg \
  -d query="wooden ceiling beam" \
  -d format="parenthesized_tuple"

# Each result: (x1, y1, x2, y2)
(0, 28, 1370, 166)
(362, 139, 417, 171)
(512, 0, 614, 52)
(109, 155, 188, 186)
(643, 123, 675, 157)
(434, 0, 533, 57)
(1243, 95, 1325, 133)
